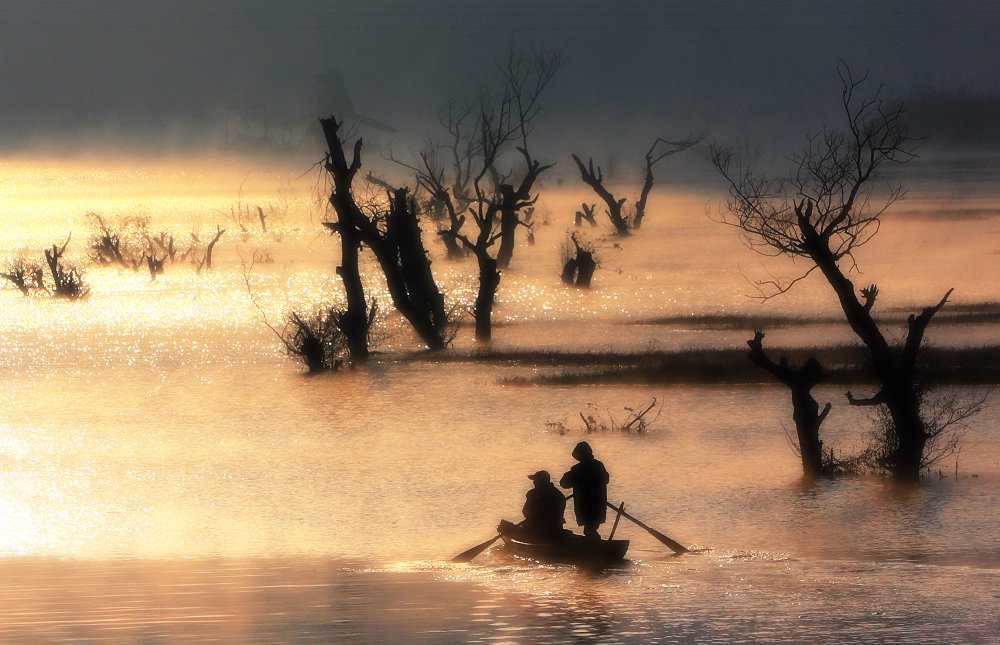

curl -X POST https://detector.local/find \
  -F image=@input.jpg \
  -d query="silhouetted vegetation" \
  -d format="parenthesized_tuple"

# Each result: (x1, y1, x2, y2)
(547, 398, 663, 435)
(712, 63, 984, 482)
(86, 213, 226, 279)
(560, 232, 598, 288)
(2, 237, 88, 299)
(574, 203, 598, 227)
(747, 330, 836, 477)
(281, 308, 351, 372)
(1, 257, 44, 295)
(572, 136, 701, 235)
(340, 48, 559, 344)
(320, 118, 450, 352)
(44, 236, 89, 298)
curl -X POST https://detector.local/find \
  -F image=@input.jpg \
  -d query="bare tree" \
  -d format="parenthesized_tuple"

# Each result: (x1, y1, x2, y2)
(320, 117, 450, 351)
(387, 48, 558, 343)
(574, 202, 598, 227)
(193, 226, 226, 272)
(712, 63, 977, 482)
(44, 236, 88, 299)
(747, 330, 834, 477)
(434, 50, 558, 342)
(573, 135, 701, 234)
(87, 213, 148, 268)
(633, 136, 703, 228)
(571, 154, 630, 235)
(1, 257, 44, 295)
(398, 48, 560, 274)
(560, 231, 598, 288)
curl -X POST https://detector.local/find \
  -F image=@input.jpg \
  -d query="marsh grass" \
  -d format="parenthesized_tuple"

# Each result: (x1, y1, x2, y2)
(402, 345, 1000, 386)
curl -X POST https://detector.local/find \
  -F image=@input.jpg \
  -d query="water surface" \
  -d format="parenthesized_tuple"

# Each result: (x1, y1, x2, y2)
(1, 155, 998, 642)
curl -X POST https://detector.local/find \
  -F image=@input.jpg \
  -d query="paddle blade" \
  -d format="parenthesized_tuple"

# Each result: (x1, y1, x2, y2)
(451, 533, 501, 563)
(608, 501, 689, 554)
(643, 525, 689, 554)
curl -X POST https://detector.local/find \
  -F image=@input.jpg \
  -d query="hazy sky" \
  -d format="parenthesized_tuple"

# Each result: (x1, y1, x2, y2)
(1, 0, 997, 156)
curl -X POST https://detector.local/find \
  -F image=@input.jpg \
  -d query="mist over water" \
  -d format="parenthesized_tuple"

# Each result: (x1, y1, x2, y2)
(0, 154, 999, 641)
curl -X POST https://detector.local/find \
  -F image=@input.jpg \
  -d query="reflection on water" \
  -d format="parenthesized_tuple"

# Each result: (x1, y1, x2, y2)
(1, 157, 999, 641)
(1, 556, 997, 643)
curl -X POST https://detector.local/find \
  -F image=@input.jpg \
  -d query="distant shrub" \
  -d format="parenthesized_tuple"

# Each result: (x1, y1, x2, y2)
(548, 398, 662, 434)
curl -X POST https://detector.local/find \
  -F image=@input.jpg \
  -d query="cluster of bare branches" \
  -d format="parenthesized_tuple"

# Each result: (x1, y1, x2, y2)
(547, 398, 663, 435)
(714, 62, 983, 481)
(319, 48, 559, 352)
(87, 213, 226, 280)
(850, 386, 990, 476)
(2, 236, 88, 299)
(225, 190, 290, 243)
(240, 255, 379, 372)
(559, 231, 599, 288)
(573, 135, 702, 235)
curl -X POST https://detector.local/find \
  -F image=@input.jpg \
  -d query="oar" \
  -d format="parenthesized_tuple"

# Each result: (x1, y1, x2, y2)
(452, 530, 506, 563)
(452, 494, 574, 563)
(606, 501, 688, 554)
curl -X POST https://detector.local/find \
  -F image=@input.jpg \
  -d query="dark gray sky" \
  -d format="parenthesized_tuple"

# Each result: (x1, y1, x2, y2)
(1, 0, 997, 157)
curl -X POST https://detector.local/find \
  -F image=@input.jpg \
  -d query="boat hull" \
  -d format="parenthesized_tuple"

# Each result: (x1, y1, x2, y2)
(497, 520, 629, 566)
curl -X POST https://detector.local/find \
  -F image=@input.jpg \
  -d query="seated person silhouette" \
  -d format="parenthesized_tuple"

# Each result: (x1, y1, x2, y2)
(521, 470, 567, 541)
(560, 441, 609, 540)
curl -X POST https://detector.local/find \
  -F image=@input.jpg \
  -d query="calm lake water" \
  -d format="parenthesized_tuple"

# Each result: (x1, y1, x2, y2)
(1, 154, 999, 642)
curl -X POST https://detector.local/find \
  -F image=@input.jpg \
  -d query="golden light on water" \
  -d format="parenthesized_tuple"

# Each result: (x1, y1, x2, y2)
(0, 155, 998, 641)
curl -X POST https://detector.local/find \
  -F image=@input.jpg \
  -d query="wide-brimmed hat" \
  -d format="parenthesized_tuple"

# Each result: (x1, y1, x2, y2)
(527, 470, 550, 482)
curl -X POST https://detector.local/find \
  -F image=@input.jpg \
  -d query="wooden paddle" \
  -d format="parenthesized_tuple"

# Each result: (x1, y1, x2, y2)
(452, 531, 506, 563)
(452, 494, 574, 563)
(606, 501, 688, 554)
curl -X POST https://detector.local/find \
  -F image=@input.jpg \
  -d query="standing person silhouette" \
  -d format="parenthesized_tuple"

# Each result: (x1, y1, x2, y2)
(560, 441, 609, 539)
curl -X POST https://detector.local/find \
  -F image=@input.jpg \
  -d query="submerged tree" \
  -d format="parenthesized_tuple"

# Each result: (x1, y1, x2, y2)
(391, 48, 559, 342)
(44, 236, 89, 299)
(320, 117, 450, 351)
(747, 331, 834, 477)
(712, 63, 976, 482)
(1, 257, 45, 295)
(281, 308, 353, 373)
(560, 232, 598, 288)
(572, 135, 702, 235)
(401, 49, 559, 273)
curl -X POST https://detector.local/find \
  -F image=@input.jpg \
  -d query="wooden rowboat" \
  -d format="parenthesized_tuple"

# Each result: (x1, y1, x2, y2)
(496, 519, 629, 566)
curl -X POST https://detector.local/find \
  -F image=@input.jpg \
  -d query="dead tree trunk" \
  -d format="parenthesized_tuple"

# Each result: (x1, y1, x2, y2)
(561, 232, 597, 288)
(799, 201, 953, 482)
(575, 203, 598, 227)
(571, 154, 629, 235)
(319, 117, 376, 360)
(560, 257, 578, 284)
(320, 116, 447, 351)
(495, 184, 519, 270)
(574, 249, 596, 288)
(747, 330, 831, 477)
(203, 226, 225, 270)
(473, 251, 500, 342)
(633, 161, 655, 230)
(326, 216, 371, 361)
(44, 236, 88, 298)
(632, 136, 702, 229)
(386, 188, 448, 333)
